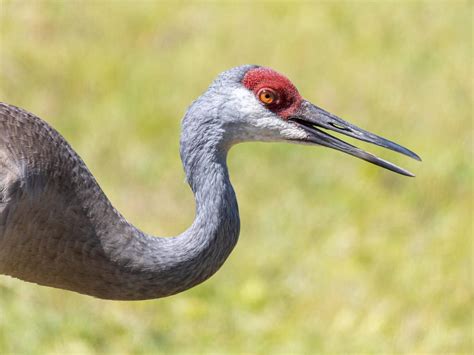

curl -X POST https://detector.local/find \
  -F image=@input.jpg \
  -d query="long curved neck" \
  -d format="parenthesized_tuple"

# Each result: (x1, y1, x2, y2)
(88, 123, 240, 300)
(152, 140, 240, 297)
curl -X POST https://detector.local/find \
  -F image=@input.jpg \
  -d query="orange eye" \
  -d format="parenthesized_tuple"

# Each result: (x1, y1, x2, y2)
(258, 89, 276, 105)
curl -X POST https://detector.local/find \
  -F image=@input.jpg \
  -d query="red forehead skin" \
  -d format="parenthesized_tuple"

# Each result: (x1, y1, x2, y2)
(242, 67, 303, 119)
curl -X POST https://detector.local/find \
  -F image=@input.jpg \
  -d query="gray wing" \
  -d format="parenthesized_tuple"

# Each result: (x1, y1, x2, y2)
(0, 103, 119, 293)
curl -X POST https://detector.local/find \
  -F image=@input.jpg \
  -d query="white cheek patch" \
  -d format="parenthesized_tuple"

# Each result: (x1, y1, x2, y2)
(226, 87, 309, 142)
(230, 87, 263, 119)
(280, 124, 308, 140)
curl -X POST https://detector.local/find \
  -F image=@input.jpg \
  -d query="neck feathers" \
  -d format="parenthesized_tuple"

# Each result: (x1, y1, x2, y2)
(111, 102, 240, 299)
(99, 124, 240, 300)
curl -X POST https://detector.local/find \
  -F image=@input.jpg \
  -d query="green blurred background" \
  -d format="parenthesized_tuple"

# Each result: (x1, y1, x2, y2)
(0, 0, 472, 353)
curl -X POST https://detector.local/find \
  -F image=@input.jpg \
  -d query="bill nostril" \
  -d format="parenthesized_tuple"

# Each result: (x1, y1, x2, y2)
(329, 122, 351, 131)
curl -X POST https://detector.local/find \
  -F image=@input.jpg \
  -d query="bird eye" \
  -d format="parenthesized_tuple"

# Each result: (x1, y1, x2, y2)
(258, 89, 277, 105)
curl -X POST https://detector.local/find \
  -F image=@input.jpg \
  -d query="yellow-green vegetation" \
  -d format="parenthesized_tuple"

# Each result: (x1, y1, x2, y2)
(0, 1, 471, 353)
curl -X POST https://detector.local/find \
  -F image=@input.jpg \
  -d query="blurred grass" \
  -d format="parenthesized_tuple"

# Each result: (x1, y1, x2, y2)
(0, 0, 472, 353)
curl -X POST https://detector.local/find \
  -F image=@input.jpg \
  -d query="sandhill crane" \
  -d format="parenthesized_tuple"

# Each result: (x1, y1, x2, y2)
(0, 65, 420, 300)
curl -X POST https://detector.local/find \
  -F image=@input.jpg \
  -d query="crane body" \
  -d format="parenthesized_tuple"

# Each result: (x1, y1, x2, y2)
(0, 65, 419, 300)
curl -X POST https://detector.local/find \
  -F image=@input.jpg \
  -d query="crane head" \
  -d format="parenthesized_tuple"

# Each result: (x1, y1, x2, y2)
(183, 65, 420, 177)
(236, 65, 419, 176)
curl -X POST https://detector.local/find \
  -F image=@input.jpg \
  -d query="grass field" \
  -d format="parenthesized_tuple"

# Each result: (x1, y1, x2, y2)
(0, 1, 472, 353)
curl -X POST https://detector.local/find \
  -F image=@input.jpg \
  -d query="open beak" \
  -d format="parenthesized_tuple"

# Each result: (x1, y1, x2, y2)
(289, 100, 421, 177)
